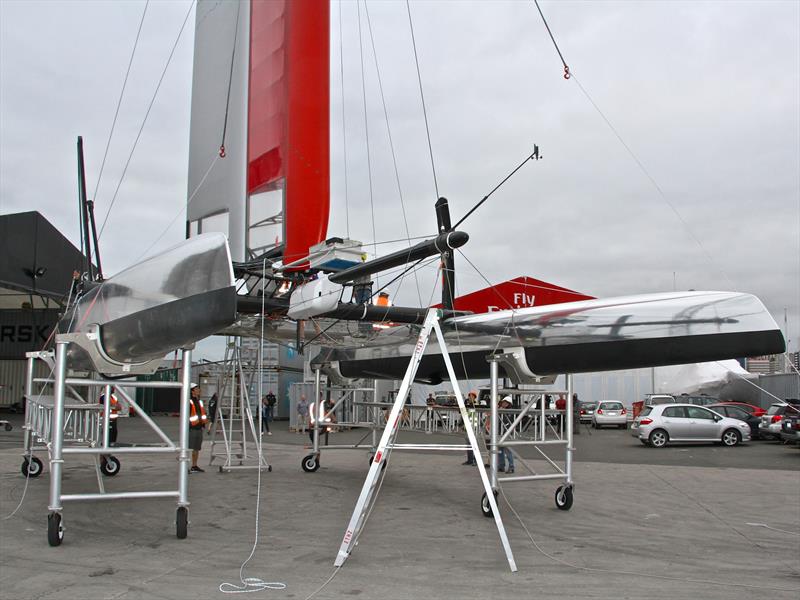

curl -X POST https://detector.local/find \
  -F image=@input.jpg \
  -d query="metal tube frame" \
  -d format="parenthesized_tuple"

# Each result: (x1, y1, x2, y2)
(30, 338, 194, 544)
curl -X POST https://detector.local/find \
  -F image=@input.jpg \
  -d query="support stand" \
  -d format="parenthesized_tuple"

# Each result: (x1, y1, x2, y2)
(333, 309, 517, 572)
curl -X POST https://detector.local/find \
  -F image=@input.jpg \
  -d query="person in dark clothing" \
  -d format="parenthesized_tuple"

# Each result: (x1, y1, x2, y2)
(207, 393, 218, 433)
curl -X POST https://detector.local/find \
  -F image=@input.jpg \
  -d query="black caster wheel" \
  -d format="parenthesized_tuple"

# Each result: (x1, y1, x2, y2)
(219, 466, 224, 473)
(21, 456, 43, 478)
(176, 507, 188, 539)
(301, 454, 320, 472)
(100, 456, 121, 477)
(555, 485, 574, 511)
(47, 512, 63, 546)
(267, 465, 273, 472)
(4, 423, 11, 431)
(368, 455, 388, 471)
(481, 490, 499, 518)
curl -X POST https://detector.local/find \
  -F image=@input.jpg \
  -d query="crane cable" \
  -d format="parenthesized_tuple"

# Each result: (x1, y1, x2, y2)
(92, 1, 150, 207)
(531, 0, 733, 288)
(218, 0, 241, 159)
(98, 0, 195, 239)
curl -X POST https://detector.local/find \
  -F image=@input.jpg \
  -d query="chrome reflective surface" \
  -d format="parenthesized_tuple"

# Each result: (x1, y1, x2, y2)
(322, 291, 784, 381)
(65, 233, 236, 366)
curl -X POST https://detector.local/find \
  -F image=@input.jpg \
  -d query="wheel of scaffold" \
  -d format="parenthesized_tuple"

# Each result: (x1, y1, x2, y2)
(367, 454, 388, 471)
(100, 456, 121, 477)
(4, 422, 11, 431)
(301, 454, 320, 472)
(481, 490, 499, 518)
(47, 512, 64, 546)
(555, 485, 574, 511)
(21, 456, 43, 478)
(176, 507, 188, 539)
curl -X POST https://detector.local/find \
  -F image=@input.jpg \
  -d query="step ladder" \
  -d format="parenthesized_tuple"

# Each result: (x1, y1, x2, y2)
(208, 337, 269, 472)
(333, 309, 517, 572)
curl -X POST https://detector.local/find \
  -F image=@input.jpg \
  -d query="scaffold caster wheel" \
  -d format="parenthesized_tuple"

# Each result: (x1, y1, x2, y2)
(267, 465, 273, 472)
(47, 512, 63, 546)
(481, 490, 499, 518)
(176, 507, 188, 539)
(368, 455, 388, 471)
(21, 456, 43, 478)
(100, 456, 121, 477)
(301, 454, 320, 472)
(555, 485, 573, 511)
(4, 422, 11, 431)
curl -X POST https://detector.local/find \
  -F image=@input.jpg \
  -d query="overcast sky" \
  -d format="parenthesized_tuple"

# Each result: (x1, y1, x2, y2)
(1, 0, 798, 355)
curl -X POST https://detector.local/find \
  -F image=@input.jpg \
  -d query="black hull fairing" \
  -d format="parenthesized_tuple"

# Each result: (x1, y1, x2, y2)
(330, 291, 786, 384)
(337, 330, 785, 384)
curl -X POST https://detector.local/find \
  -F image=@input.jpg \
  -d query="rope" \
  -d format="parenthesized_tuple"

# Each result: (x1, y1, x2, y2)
(91, 1, 149, 205)
(218, 258, 286, 594)
(218, 0, 241, 159)
(357, 1, 379, 287)
(405, 0, 439, 200)
(98, 0, 196, 239)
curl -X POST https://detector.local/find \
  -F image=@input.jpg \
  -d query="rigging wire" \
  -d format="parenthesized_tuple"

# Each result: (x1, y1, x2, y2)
(405, 0, 439, 200)
(134, 150, 219, 263)
(98, 0, 196, 239)
(531, 0, 733, 288)
(339, 0, 351, 238)
(91, 1, 149, 206)
(357, 1, 379, 287)
(218, 0, 242, 159)
(364, 2, 423, 307)
(452, 146, 540, 230)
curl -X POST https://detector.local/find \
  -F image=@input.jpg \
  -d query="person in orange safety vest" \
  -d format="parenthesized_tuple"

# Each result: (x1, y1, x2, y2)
(188, 383, 208, 473)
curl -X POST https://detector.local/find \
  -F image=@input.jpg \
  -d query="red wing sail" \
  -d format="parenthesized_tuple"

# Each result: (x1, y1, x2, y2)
(248, 0, 329, 270)
(442, 276, 594, 313)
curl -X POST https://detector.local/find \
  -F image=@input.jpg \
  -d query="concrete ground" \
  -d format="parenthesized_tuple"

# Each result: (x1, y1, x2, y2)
(0, 414, 798, 599)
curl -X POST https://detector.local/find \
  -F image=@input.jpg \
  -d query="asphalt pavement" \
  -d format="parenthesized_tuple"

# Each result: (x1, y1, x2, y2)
(0, 414, 798, 599)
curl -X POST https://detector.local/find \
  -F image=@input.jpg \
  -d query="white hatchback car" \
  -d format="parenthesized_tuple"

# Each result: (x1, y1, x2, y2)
(592, 401, 628, 429)
(631, 404, 750, 447)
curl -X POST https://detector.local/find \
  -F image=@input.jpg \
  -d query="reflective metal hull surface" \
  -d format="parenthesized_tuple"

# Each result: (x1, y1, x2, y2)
(329, 291, 785, 383)
(64, 233, 237, 366)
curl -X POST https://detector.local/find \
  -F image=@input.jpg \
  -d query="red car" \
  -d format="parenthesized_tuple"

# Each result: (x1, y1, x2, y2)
(712, 401, 766, 418)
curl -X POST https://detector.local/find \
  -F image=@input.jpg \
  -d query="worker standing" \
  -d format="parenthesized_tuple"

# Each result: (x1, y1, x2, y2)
(297, 394, 309, 434)
(98, 388, 121, 446)
(462, 391, 479, 466)
(188, 383, 208, 473)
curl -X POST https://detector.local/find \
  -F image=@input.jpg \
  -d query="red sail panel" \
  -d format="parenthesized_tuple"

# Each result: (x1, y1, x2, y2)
(248, 0, 330, 270)
(248, 1, 286, 189)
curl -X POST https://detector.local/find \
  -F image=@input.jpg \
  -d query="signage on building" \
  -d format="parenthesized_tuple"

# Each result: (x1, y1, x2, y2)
(0, 309, 60, 359)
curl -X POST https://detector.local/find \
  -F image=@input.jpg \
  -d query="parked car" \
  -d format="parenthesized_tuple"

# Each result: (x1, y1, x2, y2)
(592, 401, 627, 429)
(711, 401, 766, 418)
(579, 402, 597, 423)
(707, 403, 762, 440)
(780, 410, 800, 446)
(644, 394, 675, 407)
(674, 394, 719, 406)
(758, 401, 800, 440)
(631, 404, 750, 447)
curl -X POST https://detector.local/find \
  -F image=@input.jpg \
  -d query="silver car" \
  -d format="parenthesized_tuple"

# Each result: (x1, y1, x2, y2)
(592, 401, 627, 429)
(631, 404, 750, 447)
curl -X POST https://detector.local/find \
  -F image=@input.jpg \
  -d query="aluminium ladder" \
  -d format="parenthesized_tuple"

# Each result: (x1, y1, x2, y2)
(333, 309, 517, 572)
